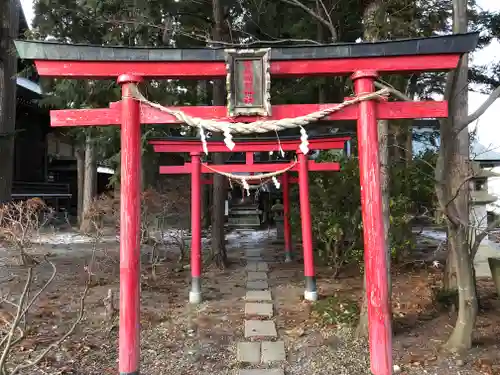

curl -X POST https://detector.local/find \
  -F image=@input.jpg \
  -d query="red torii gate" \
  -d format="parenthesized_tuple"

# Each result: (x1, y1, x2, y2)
(15, 33, 478, 375)
(150, 135, 349, 302)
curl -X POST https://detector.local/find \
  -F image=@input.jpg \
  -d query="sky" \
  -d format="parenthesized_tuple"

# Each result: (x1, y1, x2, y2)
(18, 0, 500, 155)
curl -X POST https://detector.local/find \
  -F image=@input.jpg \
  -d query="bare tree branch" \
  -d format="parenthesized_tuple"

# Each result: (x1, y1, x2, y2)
(374, 80, 412, 101)
(10, 282, 89, 375)
(0, 269, 32, 374)
(279, 0, 337, 41)
(456, 85, 500, 133)
(317, 0, 335, 37)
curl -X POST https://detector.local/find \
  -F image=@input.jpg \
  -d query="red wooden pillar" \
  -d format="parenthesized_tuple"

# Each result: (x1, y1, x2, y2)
(297, 152, 317, 301)
(189, 152, 202, 304)
(352, 70, 392, 375)
(282, 172, 293, 262)
(117, 74, 142, 375)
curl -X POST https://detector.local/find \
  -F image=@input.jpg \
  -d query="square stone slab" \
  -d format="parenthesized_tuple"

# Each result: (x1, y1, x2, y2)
(237, 342, 260, 364)
(247, 272, 268, 281)
(261, 341, 286, 362)
(238, 370, 285, 375)
(246, 280, 269, 290)
(245, 262, 258, 271)
(245, 250, 262, 256)
(244, 320, 277, 338)
(245, 302, 273, 318)
(256, 262, 269, 271)
(245, 290, 272, 302)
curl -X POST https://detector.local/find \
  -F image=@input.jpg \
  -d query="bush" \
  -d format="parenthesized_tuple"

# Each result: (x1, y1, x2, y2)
(289, 148, 437, 275)
(290, 153, 363, 276)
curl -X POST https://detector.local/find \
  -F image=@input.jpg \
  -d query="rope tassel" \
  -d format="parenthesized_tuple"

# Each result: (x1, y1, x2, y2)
(242, 179, 251, 196)
(223, 125, 235, 150)
(199, 124, 209, 155)
(272, 176, 281, 189)
(299, 126, 309, 155)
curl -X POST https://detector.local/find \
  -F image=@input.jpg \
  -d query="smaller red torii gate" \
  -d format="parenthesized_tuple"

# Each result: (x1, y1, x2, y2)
(150, 135, 349, 303)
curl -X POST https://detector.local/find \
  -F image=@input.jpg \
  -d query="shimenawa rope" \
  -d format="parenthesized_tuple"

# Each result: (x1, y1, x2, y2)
(129, 84, 390, 135)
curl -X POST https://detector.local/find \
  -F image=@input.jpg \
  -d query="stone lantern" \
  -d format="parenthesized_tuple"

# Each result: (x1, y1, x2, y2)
(469, 162, 500, 294)
(469, 162, 498, 239)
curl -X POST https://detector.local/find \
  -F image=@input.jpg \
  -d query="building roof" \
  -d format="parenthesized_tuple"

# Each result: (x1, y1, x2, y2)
(471, 142, 500, 162)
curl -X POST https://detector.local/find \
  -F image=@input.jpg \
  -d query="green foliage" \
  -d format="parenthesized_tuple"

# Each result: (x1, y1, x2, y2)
(290, 146, 438, 274)
(290, 152, 363, 276)
(311, 295, 360, 327)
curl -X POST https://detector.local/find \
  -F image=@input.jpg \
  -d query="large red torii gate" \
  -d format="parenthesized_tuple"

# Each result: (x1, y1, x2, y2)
(150, 135, 349, 303)
(15, 33, 479, 375)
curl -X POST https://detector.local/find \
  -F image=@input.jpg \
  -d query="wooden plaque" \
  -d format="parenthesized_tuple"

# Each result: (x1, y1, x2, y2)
(225, 48, 271, 117)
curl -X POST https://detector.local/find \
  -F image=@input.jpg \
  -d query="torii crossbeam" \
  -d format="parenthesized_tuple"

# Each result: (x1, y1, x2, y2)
(15, 32, 479, 375)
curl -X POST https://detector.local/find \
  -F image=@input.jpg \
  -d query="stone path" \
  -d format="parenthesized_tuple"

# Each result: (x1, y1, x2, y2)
(236, 247, 286, 375)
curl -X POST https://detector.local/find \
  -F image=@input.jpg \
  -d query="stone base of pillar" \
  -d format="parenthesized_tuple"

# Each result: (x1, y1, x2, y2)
(304, 276, 318, 301)
(304, 290, 318, 301)
(189, 277, 202, 304)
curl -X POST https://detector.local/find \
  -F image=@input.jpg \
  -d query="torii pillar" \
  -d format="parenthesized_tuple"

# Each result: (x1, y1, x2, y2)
(297, 151, 317, 301)
(117, 74, 142, 375)
(282, 172, 293, 262)
(352, 70, 392, 375)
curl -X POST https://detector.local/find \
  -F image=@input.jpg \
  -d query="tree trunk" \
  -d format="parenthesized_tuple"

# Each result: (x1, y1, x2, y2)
(0, 0, 19, 204)
(76, 146, 85, 225)
(356, 273, 369, 338)
(443, 225, 476, 352)
(443, 237, 458, 290)
(210, 0, 228, 267)
(80, 133, 98, 232)
(142, 148, 158, 190)
(379, 119, 391, 287)
(437, 0, 478, 353)
(197, 80, 211, 229)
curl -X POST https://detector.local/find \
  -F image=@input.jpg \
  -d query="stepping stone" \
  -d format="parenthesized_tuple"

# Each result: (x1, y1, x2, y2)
(246, 280, 269, 290)
(238, 370, 285, 375)
(261, 341, 286, 362)
(237, 342, 260, 364)
(245, 290, 272, 301)
(247, 272, 268, 281)
(256, 262, 269, 271)
(245, 302, 273, 318)
(244, 320, 277, 338)
(245, 262, 258, 271)
(245, 250, 261, 256)
(245, 256, 263, 261)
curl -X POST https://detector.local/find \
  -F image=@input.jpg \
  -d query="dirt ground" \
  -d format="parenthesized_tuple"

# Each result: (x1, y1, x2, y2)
(0, 230, 499, 375)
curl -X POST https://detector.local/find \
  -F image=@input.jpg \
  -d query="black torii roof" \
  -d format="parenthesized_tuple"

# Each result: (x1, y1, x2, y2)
(15, 33, 479, 62)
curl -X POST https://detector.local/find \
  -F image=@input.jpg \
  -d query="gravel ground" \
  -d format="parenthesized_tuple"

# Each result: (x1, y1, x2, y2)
(0, 230, 498, 374)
